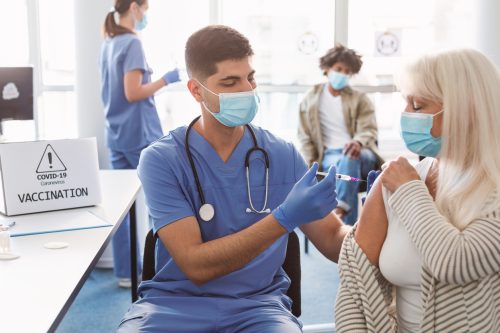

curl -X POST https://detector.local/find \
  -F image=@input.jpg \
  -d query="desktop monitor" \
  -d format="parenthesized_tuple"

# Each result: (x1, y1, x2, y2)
(0, 66, 34, 122)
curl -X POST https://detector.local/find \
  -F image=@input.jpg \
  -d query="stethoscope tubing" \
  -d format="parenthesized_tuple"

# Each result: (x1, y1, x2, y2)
(185, 116, 270, 221)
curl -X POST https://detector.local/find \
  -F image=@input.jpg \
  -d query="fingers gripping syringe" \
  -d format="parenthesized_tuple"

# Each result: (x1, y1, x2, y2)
(316, 171, 366, 182)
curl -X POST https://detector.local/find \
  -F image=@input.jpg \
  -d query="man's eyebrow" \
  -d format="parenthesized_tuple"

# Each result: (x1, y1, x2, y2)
(219, 71, 255, 81)
(219, 75, 241, 81)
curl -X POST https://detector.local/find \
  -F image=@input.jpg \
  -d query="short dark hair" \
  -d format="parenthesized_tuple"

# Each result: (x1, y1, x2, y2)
(319, 44, 363, 75)
(185, 25, 254, 80)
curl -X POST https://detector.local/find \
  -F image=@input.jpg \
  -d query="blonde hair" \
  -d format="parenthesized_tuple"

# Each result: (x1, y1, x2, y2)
(397, 49, 500, 229)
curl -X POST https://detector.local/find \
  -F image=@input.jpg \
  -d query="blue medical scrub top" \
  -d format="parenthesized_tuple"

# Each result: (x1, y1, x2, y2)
(137, 125, 308, 299)
(99, 33, 163, 152)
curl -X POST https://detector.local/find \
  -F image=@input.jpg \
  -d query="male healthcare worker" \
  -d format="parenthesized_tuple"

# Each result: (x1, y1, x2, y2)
(117, 25, 350, 333)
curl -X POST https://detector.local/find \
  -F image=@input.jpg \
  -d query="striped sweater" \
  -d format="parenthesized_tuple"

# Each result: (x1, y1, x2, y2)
(335, 180, 500, 333)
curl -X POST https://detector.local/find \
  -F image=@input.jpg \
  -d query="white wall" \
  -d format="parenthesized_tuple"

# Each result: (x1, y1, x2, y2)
(73, 0, 149, 269)
(74, 0, 111, 169)
(476, 0, 500, 66)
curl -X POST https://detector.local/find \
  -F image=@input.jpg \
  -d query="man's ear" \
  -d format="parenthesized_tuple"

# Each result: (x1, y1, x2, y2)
(187, 79, 203, 103)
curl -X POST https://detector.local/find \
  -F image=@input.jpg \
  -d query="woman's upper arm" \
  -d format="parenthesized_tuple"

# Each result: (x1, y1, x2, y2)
(354, 178, 388, 266)
(122, 38, 147, 102)
(123, 69, 143, 102)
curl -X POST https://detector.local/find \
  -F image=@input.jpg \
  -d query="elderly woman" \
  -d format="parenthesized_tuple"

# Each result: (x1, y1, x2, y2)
(335, 49, 500, 333)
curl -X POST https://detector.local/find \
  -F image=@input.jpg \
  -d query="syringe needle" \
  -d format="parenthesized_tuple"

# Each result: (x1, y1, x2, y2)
(316, 171, 366, 182)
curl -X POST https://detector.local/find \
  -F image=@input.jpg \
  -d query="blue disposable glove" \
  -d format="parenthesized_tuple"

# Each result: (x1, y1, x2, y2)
(367, 170, 381, 193)
(273, 163, 338, 232)
(361, 170, 381, 205)
(162, 68, 180, 85)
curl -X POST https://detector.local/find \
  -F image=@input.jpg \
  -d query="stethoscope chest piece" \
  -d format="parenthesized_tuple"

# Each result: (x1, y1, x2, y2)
(199, 203, 215, 222)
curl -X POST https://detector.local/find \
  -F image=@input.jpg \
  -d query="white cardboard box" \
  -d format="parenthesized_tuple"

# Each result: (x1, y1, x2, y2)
(0, 138, 102, 215)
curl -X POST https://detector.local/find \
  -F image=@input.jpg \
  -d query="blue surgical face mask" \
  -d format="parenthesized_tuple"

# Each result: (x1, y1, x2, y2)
(400, 110, 443, 157)
(134, 13, 148, 31)
(196, 80, 260, 127)
(328, 71, 349, 90)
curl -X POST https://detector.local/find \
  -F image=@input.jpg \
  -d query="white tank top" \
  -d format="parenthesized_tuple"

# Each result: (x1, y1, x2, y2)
(379, 157, 434, 333)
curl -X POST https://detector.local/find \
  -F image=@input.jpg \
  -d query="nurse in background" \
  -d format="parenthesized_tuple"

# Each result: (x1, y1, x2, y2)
(99, 0, 180, 287)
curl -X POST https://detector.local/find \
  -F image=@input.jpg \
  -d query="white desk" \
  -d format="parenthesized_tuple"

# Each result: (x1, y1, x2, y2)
(0, 170, 141, 333)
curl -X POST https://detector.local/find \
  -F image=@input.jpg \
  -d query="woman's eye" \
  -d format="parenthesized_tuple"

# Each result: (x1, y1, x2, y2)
(412, 102, 422, 111)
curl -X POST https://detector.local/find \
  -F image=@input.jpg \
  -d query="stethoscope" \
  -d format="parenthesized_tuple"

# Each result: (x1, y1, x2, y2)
(185, 116, 271, 222)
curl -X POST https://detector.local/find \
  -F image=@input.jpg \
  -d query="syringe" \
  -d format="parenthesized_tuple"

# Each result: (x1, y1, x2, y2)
(316, 171, 366, 182)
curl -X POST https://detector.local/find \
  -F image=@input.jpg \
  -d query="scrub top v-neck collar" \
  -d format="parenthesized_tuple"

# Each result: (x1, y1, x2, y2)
(187, 126, 252, 170)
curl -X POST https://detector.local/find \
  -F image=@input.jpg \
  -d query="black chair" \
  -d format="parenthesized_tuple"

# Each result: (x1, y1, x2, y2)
(142, 230, 302, 317)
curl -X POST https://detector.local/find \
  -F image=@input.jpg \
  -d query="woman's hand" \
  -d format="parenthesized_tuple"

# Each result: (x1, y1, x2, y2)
(380, 156, 420, 193)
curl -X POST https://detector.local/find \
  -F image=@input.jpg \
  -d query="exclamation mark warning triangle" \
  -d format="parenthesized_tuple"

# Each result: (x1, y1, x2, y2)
(36, 144, 67, 173)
